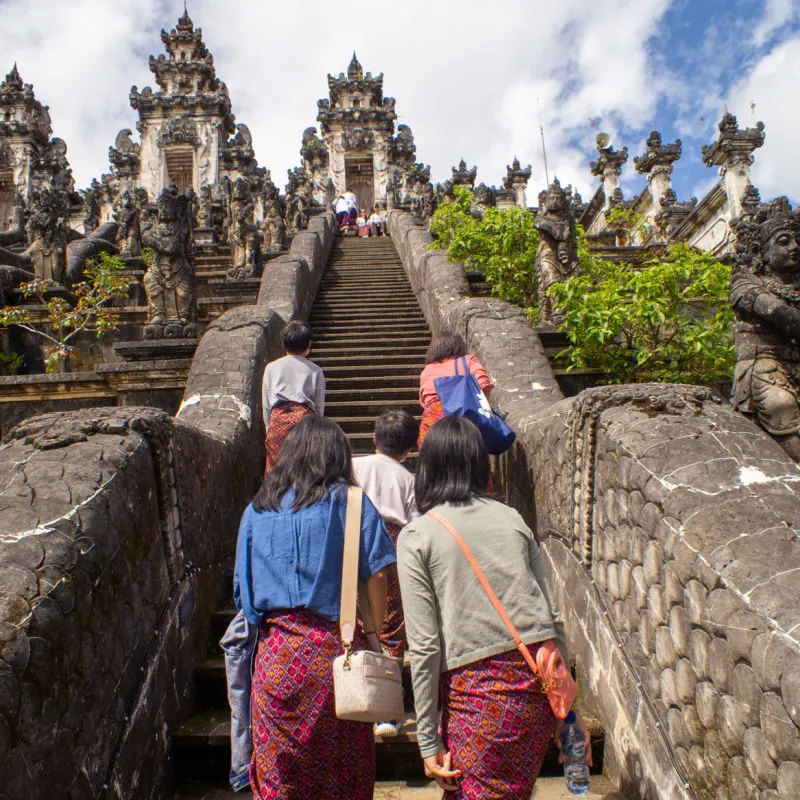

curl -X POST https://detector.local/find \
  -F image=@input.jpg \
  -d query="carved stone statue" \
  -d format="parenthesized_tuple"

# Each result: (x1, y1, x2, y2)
(142, 187, 196, 339)
(227, 178, 259, 279)
(25, 185, 71, 283)
(113, 187, 148, 258)
(82, 179, 103, 234)
(259, 201, 287, 253)
(730, 196, 800, 460)
(535, 178, 580, 327)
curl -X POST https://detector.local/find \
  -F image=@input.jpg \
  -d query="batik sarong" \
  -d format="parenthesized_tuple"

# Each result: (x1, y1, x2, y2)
(249, 610, 375, 799)
(379, 521, 406, 659)
(264, 401, 314, 475)
(418, 399, 445, 448)
(440, 647, 556, 800)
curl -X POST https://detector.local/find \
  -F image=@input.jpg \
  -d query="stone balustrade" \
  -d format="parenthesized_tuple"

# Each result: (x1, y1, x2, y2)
(388, 209, 800, 799)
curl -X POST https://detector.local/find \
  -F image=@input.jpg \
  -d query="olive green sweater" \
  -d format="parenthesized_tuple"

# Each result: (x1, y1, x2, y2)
(396, 498, 569, 758)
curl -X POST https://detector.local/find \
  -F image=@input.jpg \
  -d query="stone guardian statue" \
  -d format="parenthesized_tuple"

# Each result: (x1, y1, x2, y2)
(730, 196, 800, 460)
(535, 179, 580, 327)
(142, 187, 196, 339)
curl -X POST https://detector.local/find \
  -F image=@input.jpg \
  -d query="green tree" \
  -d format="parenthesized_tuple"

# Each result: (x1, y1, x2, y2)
(548, 242, 734, 384)
(429, 188, 540, 320)
(0, 251, 132, 372)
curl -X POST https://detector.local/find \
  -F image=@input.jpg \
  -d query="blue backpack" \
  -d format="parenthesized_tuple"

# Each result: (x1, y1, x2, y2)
(433, 356, 516, 455)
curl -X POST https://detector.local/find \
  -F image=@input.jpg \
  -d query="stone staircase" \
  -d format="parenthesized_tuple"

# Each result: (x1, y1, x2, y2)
(168, 235, 609, 798)
(310, 236, 428, 455)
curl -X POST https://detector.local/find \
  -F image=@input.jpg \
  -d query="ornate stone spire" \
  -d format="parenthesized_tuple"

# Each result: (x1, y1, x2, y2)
(347, 52, 363, 80)
(131, 11, 233, 134)
(3, 63, 23, 91)
(504, 157, 532, 207)
(590, 142, 628, 209)
(634, 130, 682, 208)
(451, 158, 477, 188)
(701, 110, 766, 219)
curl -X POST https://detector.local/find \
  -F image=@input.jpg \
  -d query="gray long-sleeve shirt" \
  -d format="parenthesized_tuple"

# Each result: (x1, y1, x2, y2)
(396, 497, 569, 758)
(261, 354, 325, 431)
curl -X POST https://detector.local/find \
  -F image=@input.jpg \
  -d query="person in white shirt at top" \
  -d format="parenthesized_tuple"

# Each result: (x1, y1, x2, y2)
(368, 205, 386, 237)
(261, 320, 325, 475)
(352, 409, 420, 738)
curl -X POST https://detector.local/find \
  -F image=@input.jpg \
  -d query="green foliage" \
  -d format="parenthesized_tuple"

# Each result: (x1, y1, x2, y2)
(428, 188, 540, 317)
(141, 246, 156, 268)
(0, 350, 24, 375)
(0, 251, 132, 372)
(605, 207, 652, 242)
(548, 242, 734, 384)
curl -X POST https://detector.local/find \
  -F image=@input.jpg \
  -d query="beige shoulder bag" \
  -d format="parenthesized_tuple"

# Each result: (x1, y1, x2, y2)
(333, 487, 404, 722)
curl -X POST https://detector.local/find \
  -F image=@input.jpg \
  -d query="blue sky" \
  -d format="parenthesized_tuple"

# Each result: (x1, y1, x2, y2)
(0, 0, 797, 205)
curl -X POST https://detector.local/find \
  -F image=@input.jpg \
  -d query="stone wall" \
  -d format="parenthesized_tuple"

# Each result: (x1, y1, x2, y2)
(388, 210, 800, 799)
(0, 210, 336, 799)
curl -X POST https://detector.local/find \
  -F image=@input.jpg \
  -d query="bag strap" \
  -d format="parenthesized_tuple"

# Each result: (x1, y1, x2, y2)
(340, 487, 362, 649)
(340, 486, 382, 653)
(427, 509, 540, 677)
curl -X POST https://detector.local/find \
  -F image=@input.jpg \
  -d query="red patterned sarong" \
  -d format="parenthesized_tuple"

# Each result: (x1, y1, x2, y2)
(440, 647, 555, 799)
(264, 401, 315, 475)
(380, 521, 406, 659)
(418, 399, 445, 448)
(249, 610, 374, 799)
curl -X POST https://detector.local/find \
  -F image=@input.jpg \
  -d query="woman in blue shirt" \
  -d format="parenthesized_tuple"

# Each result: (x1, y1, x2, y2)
(235, 416, 396, 799)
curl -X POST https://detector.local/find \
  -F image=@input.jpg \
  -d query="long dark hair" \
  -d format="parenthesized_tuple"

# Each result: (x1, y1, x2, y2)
(253, 416, 354, 511)
(425, 330, 468, 365)
(415, 416, 489, 513)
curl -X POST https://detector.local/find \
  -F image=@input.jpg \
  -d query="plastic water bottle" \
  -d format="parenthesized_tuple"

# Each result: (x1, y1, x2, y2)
(559, 710, 590, 796)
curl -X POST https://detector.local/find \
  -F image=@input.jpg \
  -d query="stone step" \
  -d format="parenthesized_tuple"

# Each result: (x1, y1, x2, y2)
(170, 776, 620, 799)
(314, 292, 421, 304)
(325, 379, 420, 395)
(325, 398, 422, 418)
(311, 321, 429, 334)
(312, 352, 427, 368)
(324, 386, 420, 402)
(311, 341, 429, 356)
(332, 415, 421, 434)
(318, 364, 422, 378)
(315, 292, 419, 303)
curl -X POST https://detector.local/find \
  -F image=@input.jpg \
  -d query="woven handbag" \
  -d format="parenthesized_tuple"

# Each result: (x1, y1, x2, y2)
(428, 509, 577, 719)
(333, 487, 404, 722)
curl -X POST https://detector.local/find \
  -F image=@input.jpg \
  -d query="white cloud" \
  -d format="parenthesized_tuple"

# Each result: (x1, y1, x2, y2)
(728, 36, 800, 203)
(752, 0, 800, 47)
(0, 0, 675, 201)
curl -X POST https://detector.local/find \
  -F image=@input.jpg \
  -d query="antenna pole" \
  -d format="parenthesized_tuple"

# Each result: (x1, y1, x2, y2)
(537, 97, 550, 186)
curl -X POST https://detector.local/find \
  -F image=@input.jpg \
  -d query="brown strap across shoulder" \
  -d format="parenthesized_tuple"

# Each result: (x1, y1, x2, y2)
(427, 508, 541, 677)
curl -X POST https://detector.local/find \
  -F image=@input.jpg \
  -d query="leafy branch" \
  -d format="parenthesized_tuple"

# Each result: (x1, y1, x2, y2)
(0, 252, 133, 372)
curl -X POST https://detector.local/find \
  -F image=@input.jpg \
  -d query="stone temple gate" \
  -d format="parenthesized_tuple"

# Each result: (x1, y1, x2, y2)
(1, 9, 800, 800)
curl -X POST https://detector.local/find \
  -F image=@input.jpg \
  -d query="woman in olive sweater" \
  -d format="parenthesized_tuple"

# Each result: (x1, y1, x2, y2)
(397, 416, 590, 798)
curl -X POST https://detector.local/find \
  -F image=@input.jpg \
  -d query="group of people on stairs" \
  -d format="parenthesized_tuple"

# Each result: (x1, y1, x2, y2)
(334, 189, 388, 237)
(225, 321, 592, 799)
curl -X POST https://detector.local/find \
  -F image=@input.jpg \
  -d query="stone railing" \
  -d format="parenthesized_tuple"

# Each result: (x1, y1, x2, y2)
(0, 211, 336, 799)
(388, 210, 800, 799)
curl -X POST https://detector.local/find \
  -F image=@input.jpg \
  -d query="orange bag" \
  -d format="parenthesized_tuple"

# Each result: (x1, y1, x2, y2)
(428, 510, 578, 719)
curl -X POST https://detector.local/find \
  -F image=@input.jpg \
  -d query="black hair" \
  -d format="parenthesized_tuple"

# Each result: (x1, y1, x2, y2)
(374, 409, 419, 457)
(282, 320, 312, 354)
(415, 416, 489, 513)
(253, 416, 354, 511)
(425, 330, 468, 365)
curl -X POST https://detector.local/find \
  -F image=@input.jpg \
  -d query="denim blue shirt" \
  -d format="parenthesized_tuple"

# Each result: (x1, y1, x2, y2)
(233, 485, 396, 626)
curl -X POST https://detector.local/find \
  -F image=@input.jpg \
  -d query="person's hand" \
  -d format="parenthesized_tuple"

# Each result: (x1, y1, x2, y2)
(423, 749, 461, 791)
(553, 709, 593, 767)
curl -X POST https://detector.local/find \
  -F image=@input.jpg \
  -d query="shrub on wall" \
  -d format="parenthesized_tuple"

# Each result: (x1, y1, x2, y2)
(429, 187, 540, 321)
(548, 242, 735, 384)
